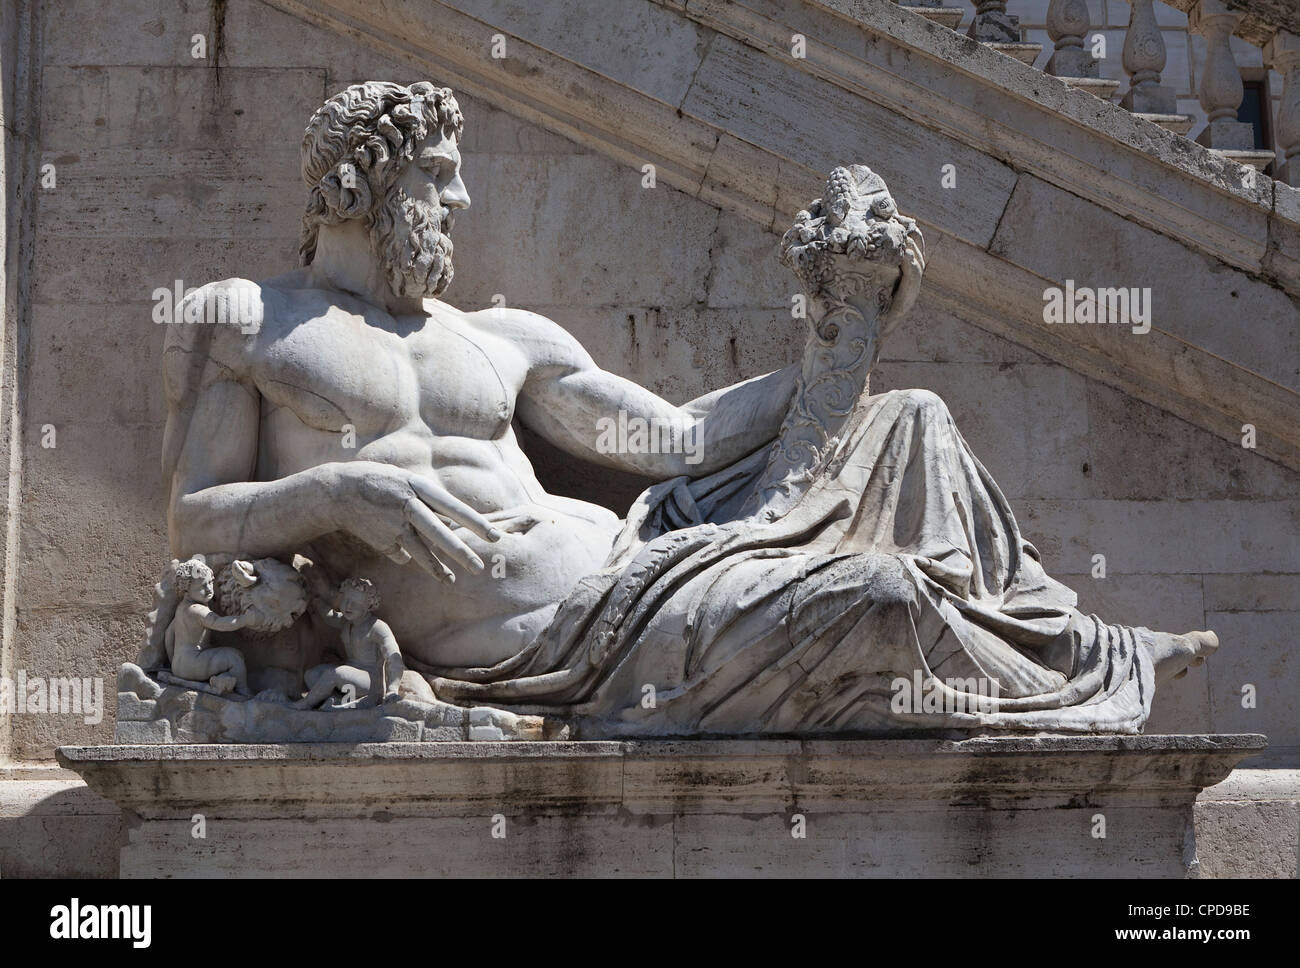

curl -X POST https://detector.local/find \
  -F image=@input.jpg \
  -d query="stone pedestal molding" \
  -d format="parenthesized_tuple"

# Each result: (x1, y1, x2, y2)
(59, 734, 1265, 877)
(900, 1, 965, 31)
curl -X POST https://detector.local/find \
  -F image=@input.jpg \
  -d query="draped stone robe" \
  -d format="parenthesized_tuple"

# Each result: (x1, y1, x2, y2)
(429, 385, 1156, 736)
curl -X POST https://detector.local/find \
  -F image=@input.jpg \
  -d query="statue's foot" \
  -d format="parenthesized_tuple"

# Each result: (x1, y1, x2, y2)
(1149, 629, 1219, 685)
(209, 674, 237, 695)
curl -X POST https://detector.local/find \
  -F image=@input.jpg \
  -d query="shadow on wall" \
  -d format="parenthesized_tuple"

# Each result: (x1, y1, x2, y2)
(0, 782, 121, 878)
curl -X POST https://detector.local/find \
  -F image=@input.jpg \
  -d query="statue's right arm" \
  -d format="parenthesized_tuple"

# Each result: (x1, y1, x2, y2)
(167, 372, 342, 558)
(197, 603, 251, 633)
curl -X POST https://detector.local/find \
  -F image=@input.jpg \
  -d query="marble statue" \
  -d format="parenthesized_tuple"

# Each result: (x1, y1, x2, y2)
(136, 80, 1218, 741)
(294, 578, 404, 709)
(161, 556, 252, 697)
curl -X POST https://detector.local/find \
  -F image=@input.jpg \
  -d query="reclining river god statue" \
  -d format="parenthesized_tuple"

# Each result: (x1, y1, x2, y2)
(129, 80, 1219, 741)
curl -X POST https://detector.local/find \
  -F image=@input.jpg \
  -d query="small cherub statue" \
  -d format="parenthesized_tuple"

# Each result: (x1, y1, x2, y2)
(164, 556, 253, 696)
(294, 577, 404, 710)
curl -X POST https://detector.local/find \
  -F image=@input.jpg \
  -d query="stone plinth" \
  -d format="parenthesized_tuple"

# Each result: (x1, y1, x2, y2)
(58, 734, 1265, 878)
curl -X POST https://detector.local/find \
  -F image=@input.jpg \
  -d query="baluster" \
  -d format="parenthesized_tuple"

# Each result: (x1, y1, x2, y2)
(897, 0, 965, 31)
(1264, 30, 1300, 185)
(1046, 0, 1119, 100)
(968, 0, 1044, 66)
(1190, 0, 1275, 169)
(1120, 0, 1191, 133)
(1190, 0, 1251, 146)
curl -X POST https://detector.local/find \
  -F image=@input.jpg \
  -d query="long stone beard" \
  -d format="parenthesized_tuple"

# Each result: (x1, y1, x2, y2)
(371, 186, 455, 300)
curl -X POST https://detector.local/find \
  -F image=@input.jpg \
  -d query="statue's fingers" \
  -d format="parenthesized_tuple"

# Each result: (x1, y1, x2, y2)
(404, 499, 485, 574)
(408, 477, 503, 541)
(667, 486, 700, 527)
(482, 508, 540, 534)
(907, 236, 926, 272)
(397, 532, 455, 584)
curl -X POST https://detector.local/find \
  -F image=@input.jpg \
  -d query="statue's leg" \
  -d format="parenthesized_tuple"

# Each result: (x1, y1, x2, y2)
(294, 666, 348, 709)
(186, 646, 250, 696)
(834, 388, 1219, 688)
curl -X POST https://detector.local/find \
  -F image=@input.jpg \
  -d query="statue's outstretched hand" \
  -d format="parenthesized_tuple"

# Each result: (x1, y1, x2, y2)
(880, 232, 925, 337)
(330, 462, 502, 582)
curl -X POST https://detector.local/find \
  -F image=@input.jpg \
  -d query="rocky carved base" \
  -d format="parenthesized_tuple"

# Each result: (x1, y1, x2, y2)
(115, 663, 566, 744)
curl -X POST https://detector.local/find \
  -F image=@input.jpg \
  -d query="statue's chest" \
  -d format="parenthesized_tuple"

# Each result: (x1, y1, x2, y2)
(405, 328, 518, 437)
(256, 314, 518, 439)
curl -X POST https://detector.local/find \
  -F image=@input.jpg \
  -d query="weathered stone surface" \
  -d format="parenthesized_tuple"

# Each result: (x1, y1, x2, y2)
(680, 33, 1021, 249)
(5, 0, 1294, 753)
(114, 719, 172, 744)
(1017, 499, 1300, 574)
(0, 768, 122, 878)
(989, 173, 1297, 390)
(0, 0, 1292, 853)
(57, 735, 1266, 877)
(115, 693, 156, 722)
(1194, 767, 1300, 877)
(1205, 609, 1300, 758)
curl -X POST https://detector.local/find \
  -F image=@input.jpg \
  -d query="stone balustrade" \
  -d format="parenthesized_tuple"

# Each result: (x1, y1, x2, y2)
(1264, 30, 1300, 184)
(893, 0, 1300, 183)
(1045, 0, 1121, 99)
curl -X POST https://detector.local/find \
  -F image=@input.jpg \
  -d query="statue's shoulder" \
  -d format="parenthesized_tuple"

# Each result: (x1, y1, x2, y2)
(161, 276, 295, 421)
(164, 274, 323, 371)
(161, 277, 270, 366)
(460, 304, 593, 371)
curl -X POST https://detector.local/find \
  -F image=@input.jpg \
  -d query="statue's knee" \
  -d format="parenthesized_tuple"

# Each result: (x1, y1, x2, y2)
(894, 387, 948, 420)
(791, 554, 915, 636)
(857, 554, 916, 607)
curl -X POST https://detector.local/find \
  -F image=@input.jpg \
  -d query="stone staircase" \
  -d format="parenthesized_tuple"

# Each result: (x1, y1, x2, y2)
(905, 0, 1298, 175)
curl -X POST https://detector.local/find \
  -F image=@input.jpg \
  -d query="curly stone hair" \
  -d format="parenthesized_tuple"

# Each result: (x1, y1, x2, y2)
(299, 81, 464, 267)
(339, 576, 382, 613)
(174, 556, 213, 591)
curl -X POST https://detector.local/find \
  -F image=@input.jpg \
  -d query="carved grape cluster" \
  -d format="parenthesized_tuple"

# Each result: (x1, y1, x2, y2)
(780, 165, 914, 294)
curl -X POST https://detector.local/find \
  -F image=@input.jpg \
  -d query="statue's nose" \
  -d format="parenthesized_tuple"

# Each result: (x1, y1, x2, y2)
(441, 171, 470, 211)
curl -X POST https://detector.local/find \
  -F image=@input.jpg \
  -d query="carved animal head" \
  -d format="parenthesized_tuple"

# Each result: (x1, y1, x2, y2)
(215, 557, 308, 636)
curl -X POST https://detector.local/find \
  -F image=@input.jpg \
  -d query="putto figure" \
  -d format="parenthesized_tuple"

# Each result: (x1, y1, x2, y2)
(295, 577, 404, 709)
(163, 557, 252, 696)
(160, 82, 1216, 737)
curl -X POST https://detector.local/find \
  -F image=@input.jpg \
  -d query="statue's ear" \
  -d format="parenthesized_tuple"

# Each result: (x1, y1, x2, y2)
(318, 161, 373, 221)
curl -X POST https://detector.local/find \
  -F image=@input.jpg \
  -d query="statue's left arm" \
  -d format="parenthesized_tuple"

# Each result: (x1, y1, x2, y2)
(508, 310, 799, 477)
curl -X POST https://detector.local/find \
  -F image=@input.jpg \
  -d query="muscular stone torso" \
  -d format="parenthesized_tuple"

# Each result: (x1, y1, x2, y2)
(237, 280, 620, 667)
